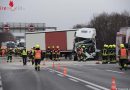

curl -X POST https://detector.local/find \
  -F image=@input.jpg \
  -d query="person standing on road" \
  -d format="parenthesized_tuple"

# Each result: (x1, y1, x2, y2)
(34, 44, 43, 71)
(21, 47, 28, 65)
(55, 46, 60, 61)
(109, 45, 113, 63)
(46, 46, 51, 60)
(102, 44, 108, 64)
(111, 44, 116, 63)
(30, 47, 35, 65)
(7, 48, 13, 62)
(52, 46, 56, 61)
(118, 44, 128, 70)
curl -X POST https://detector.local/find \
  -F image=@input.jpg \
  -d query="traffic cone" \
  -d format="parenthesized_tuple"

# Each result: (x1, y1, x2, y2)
(63, 67, 67, 77)
(57, 63, 60, 71)
(52, 62, 55, 68)
(111, 77, 117, 90)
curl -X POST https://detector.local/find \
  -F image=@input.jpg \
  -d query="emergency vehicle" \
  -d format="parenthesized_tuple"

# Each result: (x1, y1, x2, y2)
(116, 27, 130, 65)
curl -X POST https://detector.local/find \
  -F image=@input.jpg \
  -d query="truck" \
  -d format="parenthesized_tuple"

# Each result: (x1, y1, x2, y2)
(116, 27, 130, 65)
(25, 29, 77, 59)
(25, 28, 97, 60)
(73, 28, 97, 61)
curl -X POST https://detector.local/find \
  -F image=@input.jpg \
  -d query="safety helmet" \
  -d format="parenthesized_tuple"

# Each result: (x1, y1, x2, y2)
(120, 44, 124, 48)
(56, 46, 59, 48)
(106, 45, 108, 48)
(52, 46, 55, 48)
(112, 44, 116, 48)
(35, 44, 40, 48)
(104, 44, 107, 47)
(82, 45, 85, 48)
(109, 45, 112, 48)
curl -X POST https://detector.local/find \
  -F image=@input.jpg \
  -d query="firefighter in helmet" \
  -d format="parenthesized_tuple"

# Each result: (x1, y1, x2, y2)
(109, 45, 113, 63)
(34, 44, 43, 71)
(111, 44, 116, 63)
(102, 44, 108, 64)
(118, 44, 128, 70)
(46, 46, 51, 60)
(51, 45, 56, 61)
(7, 48, 13, 62)
(56, 45, 60, 61)
(21, 47, 28, 65)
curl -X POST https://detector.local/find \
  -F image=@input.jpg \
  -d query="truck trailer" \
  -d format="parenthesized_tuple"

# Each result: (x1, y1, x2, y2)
(25, 29, 77, 59)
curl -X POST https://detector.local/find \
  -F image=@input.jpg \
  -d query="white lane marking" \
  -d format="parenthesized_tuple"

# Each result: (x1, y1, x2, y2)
(0, 87, 3, 90)
(57, 74, 64, 77)
(69, 78, 79, 82)
(0, 81, 2, 86)
(106, 70, 124, 74)
(49, 70, 54, 72)
(86, 85, 101, 90)
(47, 68, 109, 90)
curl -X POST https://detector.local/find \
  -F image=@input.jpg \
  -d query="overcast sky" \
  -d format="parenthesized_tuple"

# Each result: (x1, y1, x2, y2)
(0, 0, 130, 29)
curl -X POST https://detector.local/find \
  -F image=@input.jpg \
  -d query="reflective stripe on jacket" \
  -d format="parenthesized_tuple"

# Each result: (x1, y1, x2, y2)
(102, 49, 107, 56)
(35, 50, 41, 59)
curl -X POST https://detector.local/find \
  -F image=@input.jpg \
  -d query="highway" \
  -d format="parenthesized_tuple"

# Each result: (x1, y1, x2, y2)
(0, 57, 130, 90)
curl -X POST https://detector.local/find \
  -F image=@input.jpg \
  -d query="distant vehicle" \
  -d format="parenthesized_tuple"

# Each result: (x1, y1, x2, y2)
(25, 29, 77, 59)
(73, 28, 97, 61)
(1, 41, 16, 49)
(116, 27, 130, 65)
(17, 39, 25, 49)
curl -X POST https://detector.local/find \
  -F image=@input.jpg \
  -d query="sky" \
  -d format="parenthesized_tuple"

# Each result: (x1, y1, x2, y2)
(0, 0, 130, 29)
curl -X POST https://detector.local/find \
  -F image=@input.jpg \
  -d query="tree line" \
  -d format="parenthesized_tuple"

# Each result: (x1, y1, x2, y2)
(73, 11, 130, 49)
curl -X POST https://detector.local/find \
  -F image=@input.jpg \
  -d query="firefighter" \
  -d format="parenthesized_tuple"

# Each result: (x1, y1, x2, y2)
(46, 46, 51, 60)
(52, 46, 56, 61)
(30, 47, 35, 65)
(56, 46, 60, 61)
(81, 45, 86, 61)
(7, 48, 13, 62)
(34, 44, 43, 71)
(21, 47, 28, 65)
(1, 48, 6, 57)
(108, 45, 113, 63)
(77, 45, 84, 61)
(118, 44, 128, 70)
(111, 44, 116, 63)
(102, 44, 108, 64)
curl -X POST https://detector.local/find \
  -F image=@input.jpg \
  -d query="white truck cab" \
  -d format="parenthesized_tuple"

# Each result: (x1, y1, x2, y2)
(73, 28, 97, 60)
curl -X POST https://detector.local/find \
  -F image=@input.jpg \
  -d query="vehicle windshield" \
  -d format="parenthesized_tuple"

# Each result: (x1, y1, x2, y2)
(6, 42, 15, 48)
(74, 37, 92, 43)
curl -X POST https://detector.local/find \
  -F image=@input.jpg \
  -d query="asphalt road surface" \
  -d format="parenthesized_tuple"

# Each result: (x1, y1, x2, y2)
(0, 57, 130, 90)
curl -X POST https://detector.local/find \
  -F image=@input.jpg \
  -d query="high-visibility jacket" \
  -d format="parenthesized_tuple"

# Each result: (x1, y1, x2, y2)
(35, 50, 42, 59)
(22, 50, 27, 55)
(31, 50, 34, 55)
(120, 48, 127, 59)
(102, 48, 107, 56)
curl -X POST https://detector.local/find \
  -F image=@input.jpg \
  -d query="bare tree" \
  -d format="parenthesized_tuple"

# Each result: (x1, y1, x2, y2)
(73, 11, 130, 49)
